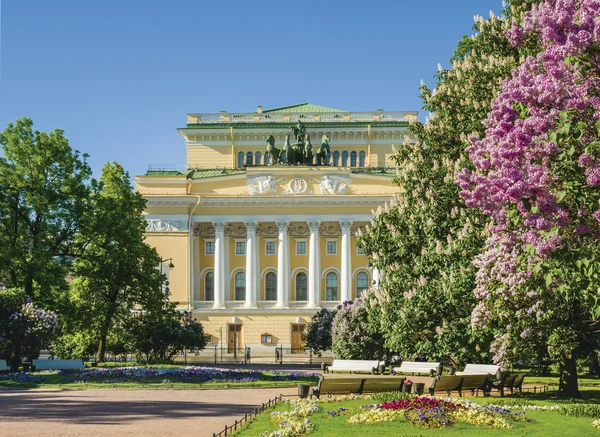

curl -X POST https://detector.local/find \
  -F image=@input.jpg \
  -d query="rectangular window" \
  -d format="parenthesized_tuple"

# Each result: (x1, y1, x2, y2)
(326, 241, 337, 255)
(265, 241, 276, 255)
(261, 334, 272, 344)
(296, 241, 306, 255)
(204, 335, 212, 344)
(357, 246, 365, 255)
(235, 241, 245, 255)
(205, 241, 215, 255)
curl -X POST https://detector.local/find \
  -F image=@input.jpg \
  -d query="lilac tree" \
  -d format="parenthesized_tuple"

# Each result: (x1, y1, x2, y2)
(0, 285, 58, 370)
(458, 0, 600, 396)
(332, 300, 386, 360)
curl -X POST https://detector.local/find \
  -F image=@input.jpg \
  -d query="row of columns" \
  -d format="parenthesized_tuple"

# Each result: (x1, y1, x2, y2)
(209, 220, 354, 309)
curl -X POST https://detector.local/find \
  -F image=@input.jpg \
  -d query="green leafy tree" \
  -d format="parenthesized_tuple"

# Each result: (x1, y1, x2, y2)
(0, 118, 91, 303)
(357, 1, 542, 366)
(128, 308, 206, 363)
(67, 162, 164, 362)
(303, 309, 337, 356)
(0, 286, 58, 370)
(331, 299, 386, 360)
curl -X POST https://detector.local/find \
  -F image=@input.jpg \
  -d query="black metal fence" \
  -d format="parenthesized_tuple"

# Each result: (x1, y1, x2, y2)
(180, 345, 323, 365)
(212, 394, 284, 437)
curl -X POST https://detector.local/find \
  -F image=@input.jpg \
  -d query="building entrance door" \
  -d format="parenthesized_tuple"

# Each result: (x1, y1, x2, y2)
(291, 324, 305, 353)
(228, 324, 243, 354)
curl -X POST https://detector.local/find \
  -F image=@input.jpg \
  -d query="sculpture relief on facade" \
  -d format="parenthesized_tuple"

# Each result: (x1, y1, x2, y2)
(246, 175, 284, 196)
(145, 218, 187, 232)
(281, 177, 314, 195)
(314, 175, 352, 195)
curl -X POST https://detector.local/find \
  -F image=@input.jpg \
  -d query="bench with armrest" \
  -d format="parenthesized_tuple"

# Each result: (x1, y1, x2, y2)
(0, 360, 10, 372)
(460, 374, 490, 396)
(32, 359, 85, 370)
(455, 363, 500, 376)
(489, 372, 513, 397)
(392, 361, 441, 376)
(310, 376, 406, 399)
(361, 377, 406, 394)
(327, 359, 381, 374)
(428, 375, 464, 396)
(505, 374, 525, 394)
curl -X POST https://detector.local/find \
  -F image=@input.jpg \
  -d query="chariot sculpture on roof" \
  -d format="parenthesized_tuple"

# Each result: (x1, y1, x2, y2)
(264, 120, 328, 166)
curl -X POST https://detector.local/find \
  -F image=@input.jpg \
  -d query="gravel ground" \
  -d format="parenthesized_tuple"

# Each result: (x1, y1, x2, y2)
(0, 387, 297, 437)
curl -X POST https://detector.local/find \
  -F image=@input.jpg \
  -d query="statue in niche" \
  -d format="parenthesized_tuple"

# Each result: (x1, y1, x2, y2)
(316, 174, 351, 195)
(316, 135, 331, 165)
(265, 135, 281, 165)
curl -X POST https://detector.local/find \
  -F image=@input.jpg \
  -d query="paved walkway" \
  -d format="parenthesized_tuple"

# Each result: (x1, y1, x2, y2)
(0, 387, 297, 437)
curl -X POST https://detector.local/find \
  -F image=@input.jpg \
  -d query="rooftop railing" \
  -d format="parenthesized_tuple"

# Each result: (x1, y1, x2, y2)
(186, 111, 416, 125)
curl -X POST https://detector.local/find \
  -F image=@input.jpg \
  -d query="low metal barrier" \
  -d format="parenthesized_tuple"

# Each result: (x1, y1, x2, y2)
(212, 394, 284, 437)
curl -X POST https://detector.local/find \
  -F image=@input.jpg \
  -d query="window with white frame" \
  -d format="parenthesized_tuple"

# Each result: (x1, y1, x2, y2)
(326, 272, 338, 301)
(356, 272, 369, 298)
(265, 272, 277, 301)
(205, 241, 215, 255)
(326, 240, 337, 255)
(235, 241, 245, 255)
(265, 240, 276, 255)
(205, 272, 214, 301)
(296, 240, 306, 255)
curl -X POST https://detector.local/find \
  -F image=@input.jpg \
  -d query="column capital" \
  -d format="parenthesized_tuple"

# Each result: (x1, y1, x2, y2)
(244, 221, 258, 232)
(212, 221, 225, 232)
(276, 221, 289, 232)
(340, 220, 353, 231)
(308, 221, 321, 231)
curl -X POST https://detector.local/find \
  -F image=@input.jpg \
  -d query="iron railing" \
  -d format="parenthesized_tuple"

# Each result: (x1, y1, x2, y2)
(212, 394, 285, 437)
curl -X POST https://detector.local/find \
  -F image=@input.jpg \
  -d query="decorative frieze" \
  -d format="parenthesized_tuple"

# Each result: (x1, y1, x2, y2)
(224, 223, 247, 237)
(145, 219, 187, 232)
(193, 223, 215, 237)
(288, 222, 310, 237)
(281, 178, 314, 195)
(256, 222, 278, 237)
(319, 221, 341, 236)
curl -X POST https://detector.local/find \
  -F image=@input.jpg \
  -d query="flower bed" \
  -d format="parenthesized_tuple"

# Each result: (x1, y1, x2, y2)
(0, 366, 319, 386)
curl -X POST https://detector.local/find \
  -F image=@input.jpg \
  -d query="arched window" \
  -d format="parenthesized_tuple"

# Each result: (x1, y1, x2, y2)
(205, 272, 214, 301)
(265, 272, 277, 301)
(246, 151, 253, 166)
(333, 151, 340, 166)
(237, 152, 244, 168)
(359, 151, 366, 167)
(280, 151, 287, 163)
(264, 153, 270, 165)
(356, 272, 368, 298)
(235, 272, 246, 300)
(296, 272, 307, 301)
(341, 151, 349, 166)
(326, 272, 338, 301)
(255, 151, 262, 166)
(350, 151, 357, 167)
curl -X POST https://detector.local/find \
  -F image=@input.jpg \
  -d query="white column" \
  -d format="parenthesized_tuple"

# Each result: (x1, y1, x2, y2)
(276, 221, 289, 308)
(245, 222, 257, 308)
(340, 220, 353, 302)
(308, 221, 320, 308)
(212, 222, 225, 309)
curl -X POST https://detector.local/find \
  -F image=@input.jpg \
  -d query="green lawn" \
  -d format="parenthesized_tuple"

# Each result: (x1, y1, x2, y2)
(235, 396, 600, 437)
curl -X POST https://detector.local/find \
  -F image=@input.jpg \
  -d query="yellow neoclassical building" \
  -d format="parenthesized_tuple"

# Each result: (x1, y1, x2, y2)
(135, 103, 414, 357)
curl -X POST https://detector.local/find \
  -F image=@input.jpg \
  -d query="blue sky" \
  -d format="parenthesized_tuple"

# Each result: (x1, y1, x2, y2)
(0, 0, 502, 179)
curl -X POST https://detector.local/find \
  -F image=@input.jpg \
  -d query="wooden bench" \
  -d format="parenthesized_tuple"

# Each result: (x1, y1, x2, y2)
(455, 363, 500, 376)
(310, 377, 365, 398)
(32, 359, 85, 370)
(460, 374, 490, 396)
(428, 375, 464, 396)
(0, 360, 10, 372)
(361, 376, 406, 394)
(392, 361, 441, 376)
(507, 374, 525, 394)
(310, 376, 407, 398)
(327, 359, 381, 374)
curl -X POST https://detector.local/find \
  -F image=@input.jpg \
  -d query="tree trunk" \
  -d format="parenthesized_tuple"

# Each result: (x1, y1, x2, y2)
(9, 337, 22, 372)
(588, 351, 600, 376)
(558, 351, 580, 397)
(96, 301, 117, 363)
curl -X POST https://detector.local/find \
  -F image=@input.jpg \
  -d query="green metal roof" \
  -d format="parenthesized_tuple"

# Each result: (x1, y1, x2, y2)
(263, 103, 346, 113)
(187, 169, 246, 180)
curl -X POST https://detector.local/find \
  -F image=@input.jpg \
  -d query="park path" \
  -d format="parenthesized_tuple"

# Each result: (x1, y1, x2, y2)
(0, 387, 297, 437)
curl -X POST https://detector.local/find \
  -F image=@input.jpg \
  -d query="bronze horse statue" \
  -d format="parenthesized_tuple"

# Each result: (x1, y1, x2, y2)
(265, 135, 281, 165)
(282, 135, 293, 165)
(304, 134, 314, 165)
(316, 134, 331, 165)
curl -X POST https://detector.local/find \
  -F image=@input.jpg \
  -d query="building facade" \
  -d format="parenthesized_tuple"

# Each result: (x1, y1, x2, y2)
(135, 103, 414, 356)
